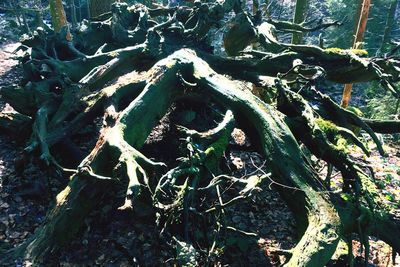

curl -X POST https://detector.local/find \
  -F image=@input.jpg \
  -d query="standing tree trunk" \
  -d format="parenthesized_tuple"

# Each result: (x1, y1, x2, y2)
(68, 0, 78, 29)
(34, 0, 45, 28)
(49, 0, 72, 40)
(88, 0, 114, 18)
(253, 0, 259, 15)
(291, 0, 308, 44)
(77, 0, 82, 22)
(21, 12, 31, 33)
(14, 1, 31, 33)
(9, 0, 22, 27)
(19, 1, 31, 34)
(263, 0, 270, 16)
(341, 0, 371, 108)
(377, 0, 398, 55)
(86, 0, 91, 19)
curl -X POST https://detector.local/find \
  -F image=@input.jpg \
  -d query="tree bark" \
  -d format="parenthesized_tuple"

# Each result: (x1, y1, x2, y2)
(377, 0, 399, 55)
(0, 49, 339, 266)
(341, 0, 371, 108)
(88, 0, 114, 18)
(49, 0, 72, 40)
(68, 0, 78, 29)
(1, 2, 400, 266)
(10, 0, 22, 27)
(34, 0, 45, 28)
(77, 0, 82, 21)
(291, 0, 308, 44)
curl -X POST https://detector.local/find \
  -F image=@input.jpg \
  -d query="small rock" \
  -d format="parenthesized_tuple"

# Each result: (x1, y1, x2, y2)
(96, 254, 105, 262)
(231, 156, 244, 170)
(0, 202, 9, 209)
(231, 128, 248, 146)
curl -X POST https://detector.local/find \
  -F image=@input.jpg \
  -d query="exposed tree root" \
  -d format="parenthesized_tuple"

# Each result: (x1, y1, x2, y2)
(363, 118, 400, 133)
(0, 111, 32, 141)
(1, 1, 400, 266)
(298, 86, 386, 156)
(0, 49, 339, 266)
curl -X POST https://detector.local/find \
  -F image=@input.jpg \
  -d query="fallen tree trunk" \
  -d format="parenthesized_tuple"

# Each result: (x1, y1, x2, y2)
(204, 46, 400, 86)
(363, 118, 400, 133)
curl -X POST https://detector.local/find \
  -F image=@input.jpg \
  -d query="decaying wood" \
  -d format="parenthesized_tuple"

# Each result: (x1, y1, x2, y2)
(1, 0, 400, 265)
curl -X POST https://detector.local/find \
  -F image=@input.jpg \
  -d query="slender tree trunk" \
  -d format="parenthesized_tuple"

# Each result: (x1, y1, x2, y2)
(377, 0, 398, 55)
(86, 0, 90, 19)
(68, 0, 78, 29)
(291, 0, 308, 44)
(88, 0, 114, 19)
(34, 0, 44, 28)
(10, 0, 22, 27)
(49, 0, 72, 40)
(77, 0, 82, 22)
(263, 0, 270, 17)
(352, 0, 371, 47)
(14, 0, 31, 34)
(253, 0, 259, 15)
(20, 1, 31, 34)
(341, 0, 371, 108)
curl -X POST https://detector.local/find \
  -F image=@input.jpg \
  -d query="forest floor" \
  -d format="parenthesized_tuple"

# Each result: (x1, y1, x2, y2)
(0, 42, 400, 266)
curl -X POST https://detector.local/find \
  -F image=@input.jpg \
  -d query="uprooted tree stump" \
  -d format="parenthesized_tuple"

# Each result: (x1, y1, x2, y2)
(1, 0, 400, 266)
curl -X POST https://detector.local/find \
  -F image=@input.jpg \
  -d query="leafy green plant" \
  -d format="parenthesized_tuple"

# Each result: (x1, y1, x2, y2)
(363, 83, 399, 120)
(384, 192, 396, 202)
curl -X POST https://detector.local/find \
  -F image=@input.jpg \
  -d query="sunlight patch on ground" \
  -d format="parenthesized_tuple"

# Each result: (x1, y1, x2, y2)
(0, 42, 21, 76)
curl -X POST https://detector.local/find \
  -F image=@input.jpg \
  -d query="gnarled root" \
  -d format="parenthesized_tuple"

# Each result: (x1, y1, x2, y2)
(3, 49, 399, 266)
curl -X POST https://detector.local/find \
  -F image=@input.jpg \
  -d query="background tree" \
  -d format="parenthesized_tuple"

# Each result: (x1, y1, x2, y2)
(88, 0, 115, 18)
(68, 0, 78, 29)
(49, 0, 71, 40)
(377, 0, 399, 55)
(33, 0, 45, 28)
(291, 0, 308, 44)
(341, 0, 371, 108)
